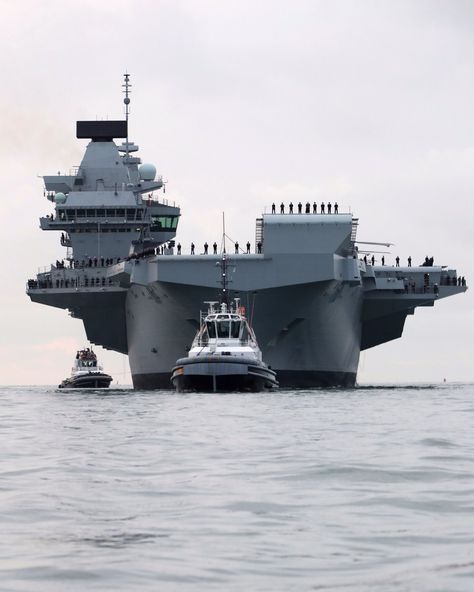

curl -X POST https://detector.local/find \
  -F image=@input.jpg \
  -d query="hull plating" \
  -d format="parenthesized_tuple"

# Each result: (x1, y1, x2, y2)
(58, 373, 112, 389)
(171, 355, 278, 392)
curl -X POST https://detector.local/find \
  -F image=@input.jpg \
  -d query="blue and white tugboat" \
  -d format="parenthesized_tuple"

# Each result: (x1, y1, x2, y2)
(59, 348, 112, 389)
(171, 255, 278, 392)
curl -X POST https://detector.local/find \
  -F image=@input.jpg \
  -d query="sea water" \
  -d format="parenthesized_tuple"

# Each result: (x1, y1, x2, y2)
(1, 384, 473, 592)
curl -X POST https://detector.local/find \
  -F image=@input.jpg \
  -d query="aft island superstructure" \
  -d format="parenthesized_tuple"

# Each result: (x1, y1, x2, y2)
(27, 77, 468, 388)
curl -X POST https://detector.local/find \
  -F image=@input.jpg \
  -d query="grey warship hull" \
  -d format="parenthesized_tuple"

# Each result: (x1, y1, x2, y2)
(126, 276, 362, 389)
(26, 81, 468, 389)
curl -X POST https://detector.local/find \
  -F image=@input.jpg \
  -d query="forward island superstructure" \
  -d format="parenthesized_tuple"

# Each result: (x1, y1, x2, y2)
(27, 77, 468, 388)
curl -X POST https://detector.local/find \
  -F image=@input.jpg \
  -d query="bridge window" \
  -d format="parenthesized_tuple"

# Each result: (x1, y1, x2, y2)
(150, 216, 179, 231)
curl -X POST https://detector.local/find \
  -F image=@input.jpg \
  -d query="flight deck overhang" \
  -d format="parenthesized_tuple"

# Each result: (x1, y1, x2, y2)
(28, 286, 128, 354)
(360, 271, 467, 350)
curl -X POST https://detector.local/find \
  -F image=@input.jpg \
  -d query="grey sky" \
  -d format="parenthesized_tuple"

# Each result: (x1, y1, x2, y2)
(1, 0, 472, 384)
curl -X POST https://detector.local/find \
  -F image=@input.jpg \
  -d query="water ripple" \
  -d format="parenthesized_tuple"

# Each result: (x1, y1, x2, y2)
(1, 384, 474, 591)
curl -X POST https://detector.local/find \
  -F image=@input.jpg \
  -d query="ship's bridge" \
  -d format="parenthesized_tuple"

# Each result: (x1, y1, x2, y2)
(39, 119, 180, 261)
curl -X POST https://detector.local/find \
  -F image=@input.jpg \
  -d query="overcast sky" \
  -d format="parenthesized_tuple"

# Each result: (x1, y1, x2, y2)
(1, 0, 472, 385)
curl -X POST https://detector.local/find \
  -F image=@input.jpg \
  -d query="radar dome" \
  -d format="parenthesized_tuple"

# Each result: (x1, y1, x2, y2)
(139, 163, 156, 181)
(54, 192, 67, 204)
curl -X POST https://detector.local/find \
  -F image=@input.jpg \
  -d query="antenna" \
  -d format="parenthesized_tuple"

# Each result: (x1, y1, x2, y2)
(219, 211, 244, 255)
(122, 73, 131, 159)
(222, 212, 226, 254)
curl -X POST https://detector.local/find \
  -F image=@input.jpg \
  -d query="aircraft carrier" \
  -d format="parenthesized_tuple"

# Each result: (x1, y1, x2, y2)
(27, 77, 468, 388)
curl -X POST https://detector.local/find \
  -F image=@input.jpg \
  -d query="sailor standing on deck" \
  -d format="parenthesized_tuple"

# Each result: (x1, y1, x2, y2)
(313, 202, 317, 213)
(321, 202, 325, 213)
(280, 202, 285, 214)
(289, 202, 294, 213)
(204, 242, 208, 255)
(271, 203, 276, 214)
(191, 243, 195, 255)
(213, 242, 217, 254)
(246, 241, 251, 254)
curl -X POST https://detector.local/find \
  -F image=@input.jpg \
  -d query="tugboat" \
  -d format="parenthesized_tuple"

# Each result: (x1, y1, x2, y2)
(171, 255, 278, 392)
(58, 348, 113, 389)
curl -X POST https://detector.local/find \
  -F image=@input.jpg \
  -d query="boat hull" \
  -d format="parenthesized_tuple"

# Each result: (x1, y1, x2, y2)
(58, 373, 113, 389)
(170, 355, 278, 392)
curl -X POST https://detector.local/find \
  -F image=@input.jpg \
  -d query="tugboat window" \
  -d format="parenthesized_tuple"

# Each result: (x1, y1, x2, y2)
(217, 320, 230, 338)
(207, 321, 216, 338)
(231, 320, 241, 338)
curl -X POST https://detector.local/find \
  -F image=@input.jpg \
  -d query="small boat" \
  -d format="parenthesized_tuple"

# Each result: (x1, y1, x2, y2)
(58, 348, 113, 389)
(171, 299, 278, 392)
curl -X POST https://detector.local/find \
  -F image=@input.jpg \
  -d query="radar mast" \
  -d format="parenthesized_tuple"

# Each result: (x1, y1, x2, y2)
(122, 73, 131, 159)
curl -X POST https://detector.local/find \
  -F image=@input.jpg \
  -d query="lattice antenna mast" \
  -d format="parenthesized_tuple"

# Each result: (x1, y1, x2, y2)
(122, 73, 131, 159)
(220, 253, 230, 306)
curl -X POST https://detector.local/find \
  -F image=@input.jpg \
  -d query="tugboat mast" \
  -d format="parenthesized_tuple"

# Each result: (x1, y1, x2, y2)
(219, 254, 229, 307)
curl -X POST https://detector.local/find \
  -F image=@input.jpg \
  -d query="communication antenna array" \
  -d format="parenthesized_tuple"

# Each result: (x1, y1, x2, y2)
(122, 73, 132, 158)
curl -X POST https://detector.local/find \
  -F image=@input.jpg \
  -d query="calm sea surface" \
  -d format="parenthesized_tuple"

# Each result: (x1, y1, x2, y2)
(1, 384, 473, 592)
